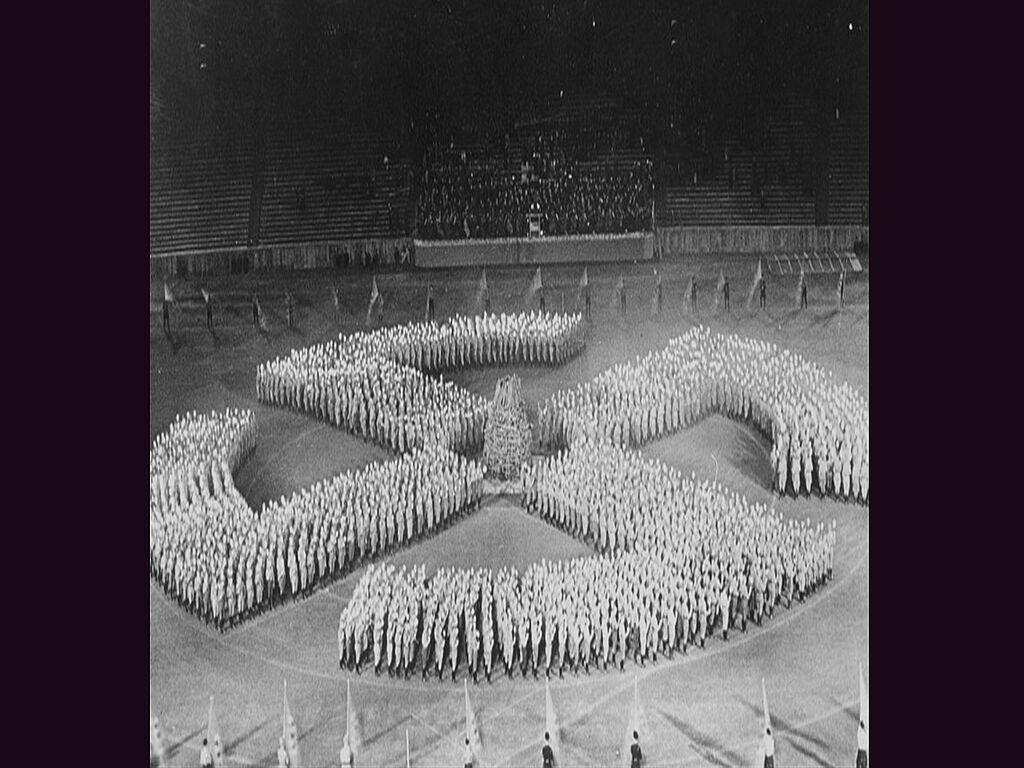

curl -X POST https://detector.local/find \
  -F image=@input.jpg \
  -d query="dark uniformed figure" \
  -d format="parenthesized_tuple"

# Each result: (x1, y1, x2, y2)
(723, 276, 730, 311)
(619, 281, 627, 315)
(838, 271, 846, 309)
(761, 727, 775, 768)
(205, 292, 214, 331)
(542, 732, 554, 768)
(654, 281, 663, 316)
(856, 720, 868, 768)
(252, 293, 260, 328)
(286, 292, 294, 328)
(162, 297, 171, 333)
(462, 737, 473, 768)
(584, 287, 591, 320)
(800, 279, 808, 309)
(427, 285, 436, 323)
(690, 276, 698, 313)
(484, 289, 492, 314)
(759, 276, 767, 309)
(630, 731, 642, 768)
(539, 288, 546, 313)
(333, 286, 341, 319)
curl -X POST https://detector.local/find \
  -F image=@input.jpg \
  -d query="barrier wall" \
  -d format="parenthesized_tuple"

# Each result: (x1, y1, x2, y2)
(149, 237, 412, 279)
(413, 233, 654, 268)
(656, 226, 869, 257)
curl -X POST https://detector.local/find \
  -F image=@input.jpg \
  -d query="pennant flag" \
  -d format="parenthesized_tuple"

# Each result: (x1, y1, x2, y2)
(622, 676, 647, 768)
(367, 277, 380, 326)
(532, 266, 543, 293)
(201, 288, 211, 304)
(150, 706, 167, 767)
(545, 675, 562, 761)
(283, 680, 302, 768)
(796, 266, 805, 307)
(580, 266, 589, 289)
(345, 678, 362, 756)
(747, 258, 763, 310)
(762, 678, 771, 734)
(464, 679, 483, 755)
(406, 729, 411, 768)
(859, 664, 868, 733)
(207, 696, 225, 767)
(163, 282, 174, 303)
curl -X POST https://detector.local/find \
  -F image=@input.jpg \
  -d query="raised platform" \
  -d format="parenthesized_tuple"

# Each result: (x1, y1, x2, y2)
(414, 232, 654, 268)
(656, 225, 868, 257)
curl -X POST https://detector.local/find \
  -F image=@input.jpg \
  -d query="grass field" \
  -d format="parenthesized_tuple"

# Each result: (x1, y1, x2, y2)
(150, 256, 868, 767)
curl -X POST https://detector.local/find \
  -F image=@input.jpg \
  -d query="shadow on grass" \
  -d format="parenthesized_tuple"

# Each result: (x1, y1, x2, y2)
(655, 706, 749, 768)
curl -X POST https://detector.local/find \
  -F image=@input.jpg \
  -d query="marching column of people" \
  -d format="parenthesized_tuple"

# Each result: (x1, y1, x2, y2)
(537, 326, 868, 504)
(338, 438, 835, 679)
(150, 411, 485, 630)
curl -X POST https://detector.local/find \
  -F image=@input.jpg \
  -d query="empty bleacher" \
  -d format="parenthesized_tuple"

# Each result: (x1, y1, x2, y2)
(258, 117, 411, 245)
(149, 105, 254, 254)
(827, 111, 869, 225)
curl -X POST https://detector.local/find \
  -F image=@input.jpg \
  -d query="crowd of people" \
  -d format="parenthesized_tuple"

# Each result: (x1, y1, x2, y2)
(149, 410, 486, 629)
(337, 437, 835, 679)
(537, 325, 869, 503)
(257, 312, 586, 454)
(417, 160, 653, 240)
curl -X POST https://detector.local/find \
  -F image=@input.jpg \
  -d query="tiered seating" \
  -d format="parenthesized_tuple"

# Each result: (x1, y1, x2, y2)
(658, 100, 818, 227)
(259, 119, 410, 245)
(418, 93, 653, 239)
(149, 111, 254, 254)
(827, 112, 869, 225)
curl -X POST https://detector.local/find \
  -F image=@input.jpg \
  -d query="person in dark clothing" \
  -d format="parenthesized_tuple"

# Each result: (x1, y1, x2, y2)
(800, 279, 808, 309)
(162, 298, 171, 333)
(542, 732, 555, 768)
(690, 276, 698, 314)
(252, 293, 260, 328)
(286, 292, 294, 328)
(723, 277, 730, 311)
(630, 731, 643, 768)
(759, 277, 767, 309)
(654, 281, 663, 316)
(584, 288, 591, 321)
(484, 289, 492, 314)
(426, 285, 436, 322)
(620, 282, 627, 315)
(539, 288, 546, 313)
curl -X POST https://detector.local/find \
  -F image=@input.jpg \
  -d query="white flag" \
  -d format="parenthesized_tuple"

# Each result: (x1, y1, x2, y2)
(283, 681, 301, 768)
(207, 695, 225, 767)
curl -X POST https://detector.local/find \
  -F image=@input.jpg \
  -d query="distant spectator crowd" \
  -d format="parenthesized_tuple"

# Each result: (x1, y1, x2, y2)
(417, 113, 653, 240)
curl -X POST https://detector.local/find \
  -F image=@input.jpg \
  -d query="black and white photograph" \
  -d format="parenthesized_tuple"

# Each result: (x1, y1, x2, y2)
(150, 1, 868, 765)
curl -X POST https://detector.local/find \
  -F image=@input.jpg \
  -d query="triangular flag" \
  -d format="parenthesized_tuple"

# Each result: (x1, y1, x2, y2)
(345, 678, 362, 756)
(859, 664, 868, 733)
(370, 277, 380, 305)
(201, 288, 211, 303)
(545, 675, 562, 761)
(464, 679, 482, 755)
(150, 706, 167, 767)
(747, 258, 763, 310)
(580, 266, 589, 289)
(622, 676, 645, 768)
(532, 267, 543, 292)
(163, 282, 174, 303)
(762, 678, 771, 734)
(208, 695, 225, 767)
(283, 681, 302, 768)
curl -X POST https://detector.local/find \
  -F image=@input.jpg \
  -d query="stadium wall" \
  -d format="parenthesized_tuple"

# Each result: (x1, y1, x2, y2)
(150, 237, 412, 279)
(656, 226, 869, 256)
(413, 233, 654, 268)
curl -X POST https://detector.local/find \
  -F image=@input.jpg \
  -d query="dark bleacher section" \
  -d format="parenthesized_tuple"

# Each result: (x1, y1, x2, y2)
(827, 111, 869, 225)
(258, 118, 411, 245)
(658, 101, 868, 228)
(150, 102, 254, 254)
